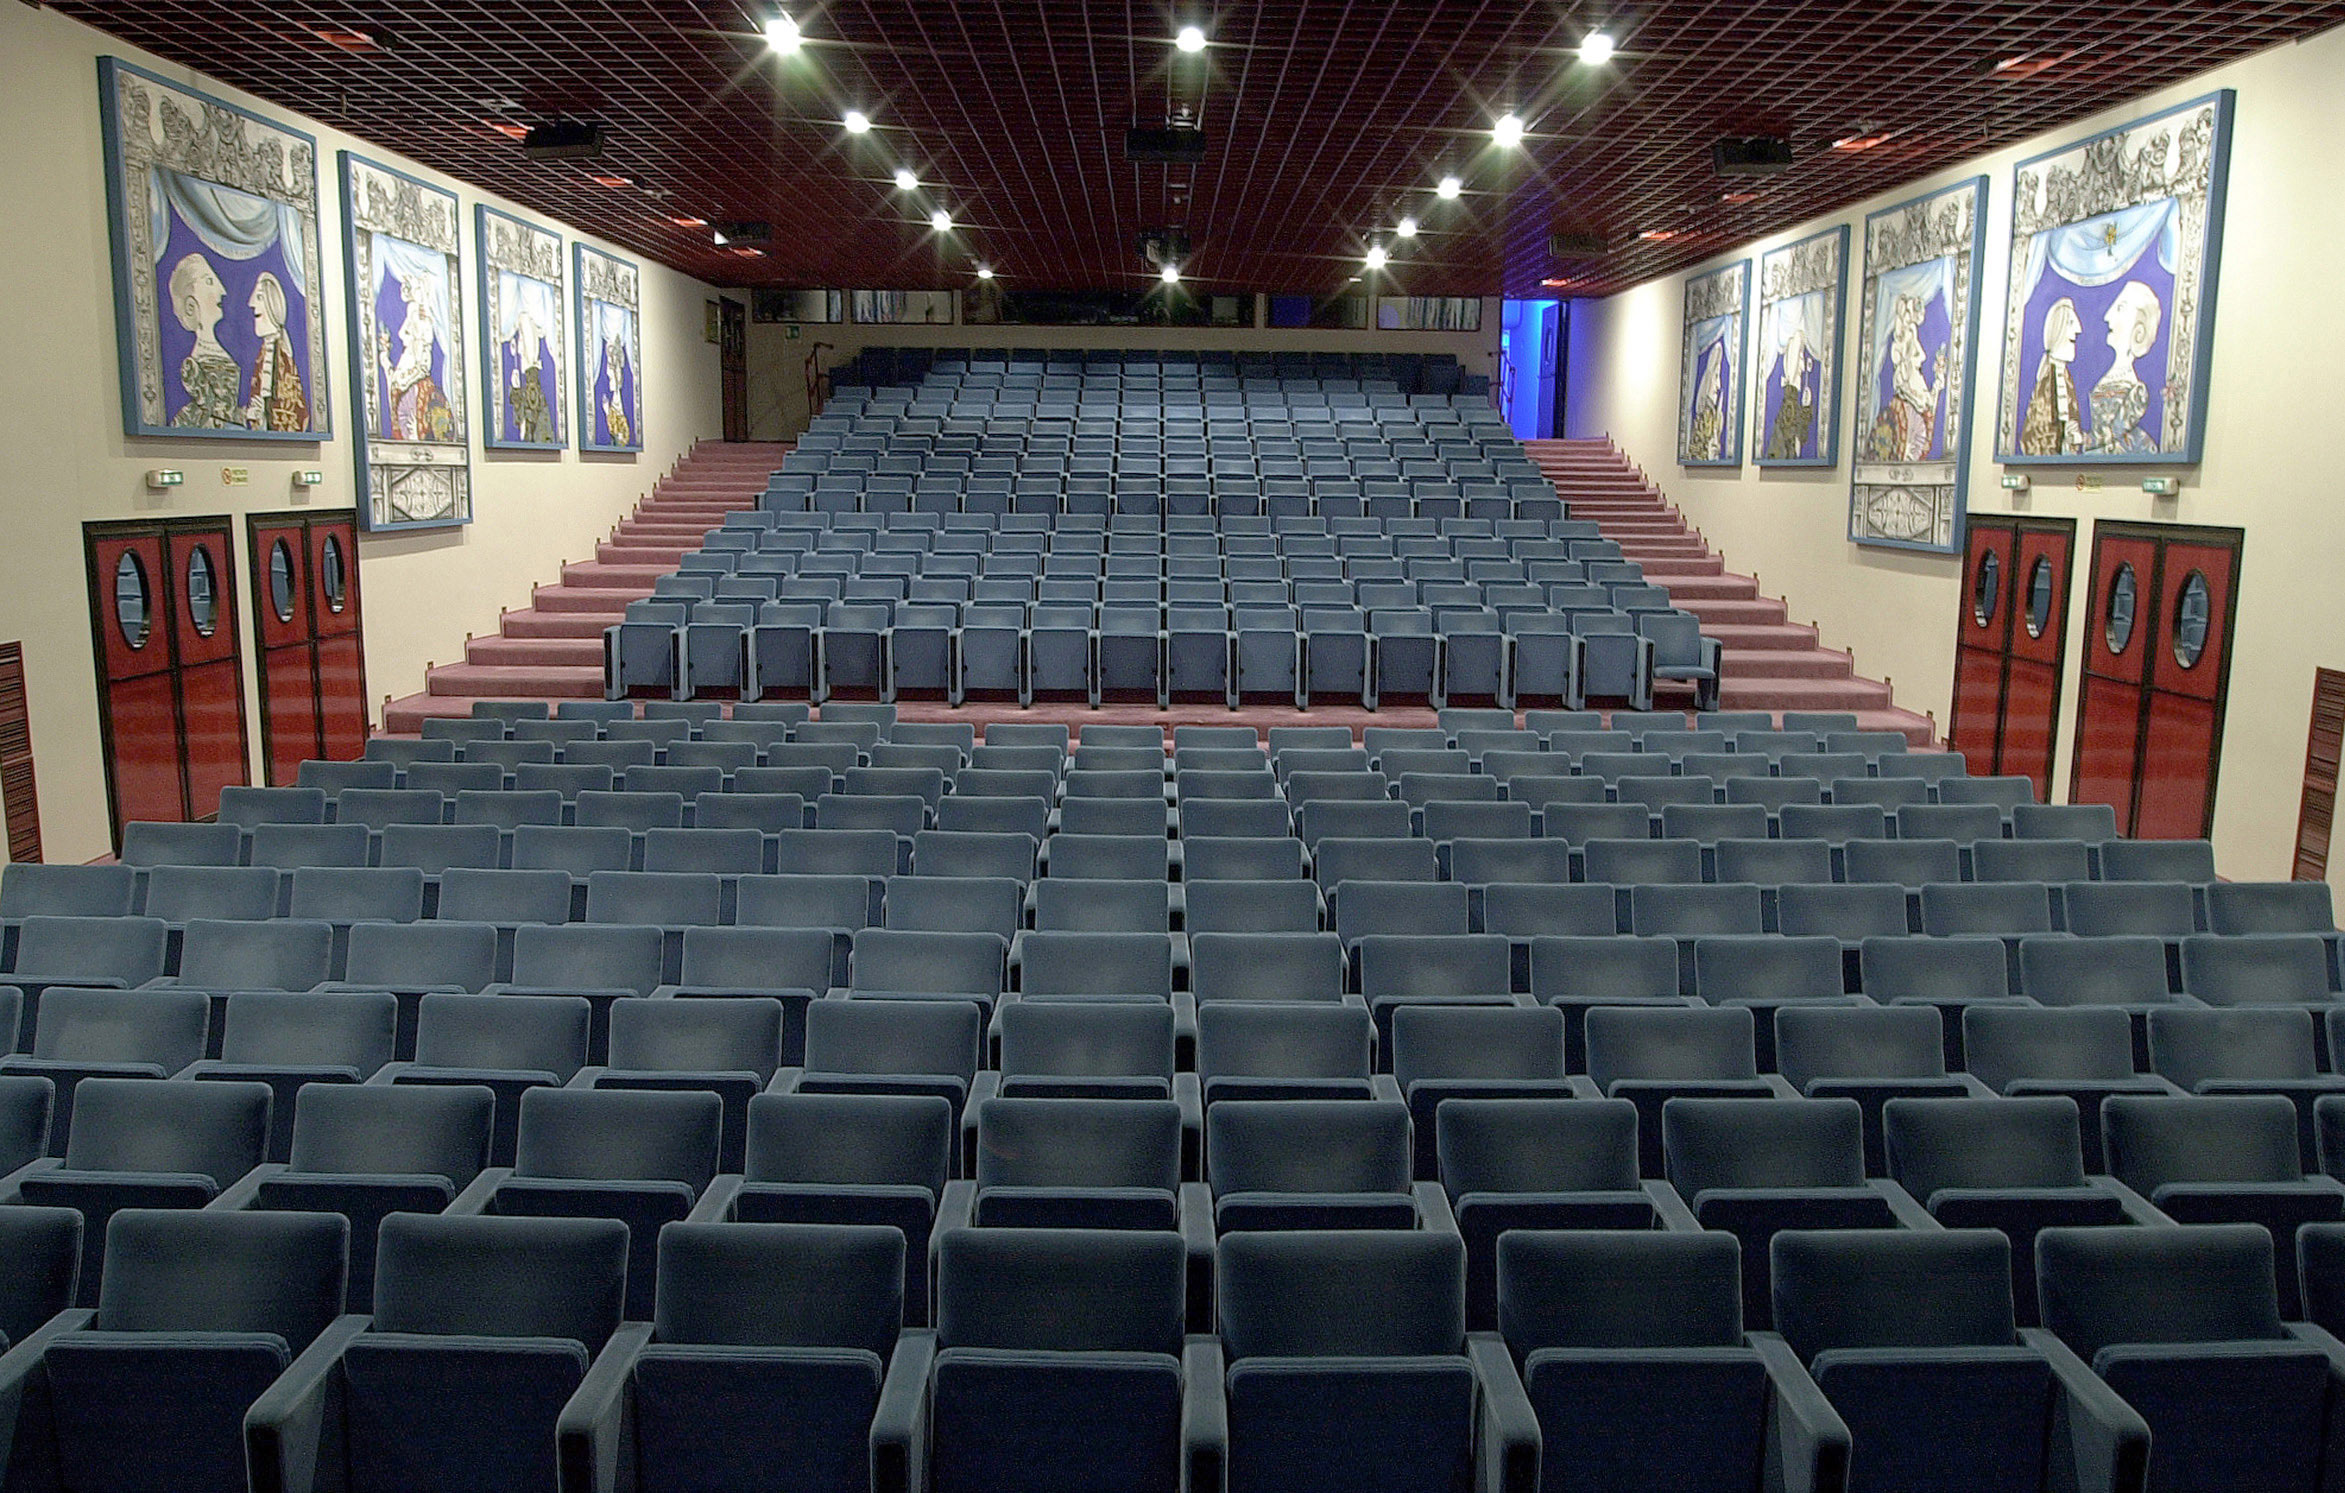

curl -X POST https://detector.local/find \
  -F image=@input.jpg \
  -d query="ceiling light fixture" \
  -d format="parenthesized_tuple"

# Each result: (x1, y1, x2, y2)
(893, 167, 919, 190)
(1639, 228, 1679, 241)
(1436, 175, 1462, 200)
(975, 265, 995, 280)
(1175, 24, 1207, 52)
(1492, 113, 1525, 148)
(1364, 244, 1389, 269)
(1394, 216, 1419, 239)
(764, 12, 802, 52)
(1578, 31, 1616, 65)
(1160, 263, 1182, 284)
(929, 209, 954, 232)
(843, 109, 871, 134)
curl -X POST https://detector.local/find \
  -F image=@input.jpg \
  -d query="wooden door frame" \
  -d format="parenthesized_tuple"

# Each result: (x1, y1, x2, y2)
(247, 509, 369, 781)
(719, 295, 748, 442)
(2070, 518, 2245, 836)
(1954, 513, 2076, 787)
(82, 514, 251, 840)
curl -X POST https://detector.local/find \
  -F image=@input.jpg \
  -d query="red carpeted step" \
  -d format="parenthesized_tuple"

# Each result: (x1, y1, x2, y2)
(561, 561, 673, 589)
(532, 585, 645, 612)
(1723, 648, 1855, 679)
(502, 609, 618, 638)
(466, 635, 603, 667)
(425, 662, 602, 698)
(1658, 575, 1761, 602)
(1704, 623, 1822, 651)
(596, 543, 695, 566)
(1677, 597, 1792, 627)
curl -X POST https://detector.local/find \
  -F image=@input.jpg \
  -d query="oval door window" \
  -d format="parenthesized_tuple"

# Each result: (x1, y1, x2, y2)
(185, 545, 218, 637)
(320, 535, 348, 613)
(113, 552, 151, 650)
(2023, 556, 2054, 639)
(1971, 550, 2000, 628)
(2173, 570, 2211, 669)
(2105, 564, 2137, 654)
(269, 539, 296, 623)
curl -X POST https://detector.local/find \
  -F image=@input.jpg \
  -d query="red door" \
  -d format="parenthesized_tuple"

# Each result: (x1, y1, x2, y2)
(250, 511, 370, 784)
(84, 518, 250, 847)
(2071, 521, 2245, 838)
(1948, 515, 2075, 799)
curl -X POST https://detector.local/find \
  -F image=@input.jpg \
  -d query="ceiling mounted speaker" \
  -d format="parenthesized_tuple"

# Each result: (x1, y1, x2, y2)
(1712, 136, 1793, 176)
(1126, 125, 1208, 163)
(522, 120, 606, 161)
(1548, 232, 1608, 258)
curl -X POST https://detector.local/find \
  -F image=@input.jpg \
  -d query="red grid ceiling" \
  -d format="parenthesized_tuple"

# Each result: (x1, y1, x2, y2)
(53, 1, 2345, 297)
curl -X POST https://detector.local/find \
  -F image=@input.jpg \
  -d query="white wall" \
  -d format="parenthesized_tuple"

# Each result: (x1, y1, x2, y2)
(0, 4, 724, 865)
(1567, 23, 2345, 883)
(745, 300, 1507, 439)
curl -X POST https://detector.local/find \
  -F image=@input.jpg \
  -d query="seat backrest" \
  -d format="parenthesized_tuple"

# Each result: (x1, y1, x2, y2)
(1919, 883, 2054, 937)
(1774, 1006, 1949, 1088)
(1529, 935, 1679, 1001)
(2062, 881, 2198, 938)
(1356, 933, 1510, 997)
(1961, 1006, 2139, 1088)
(287, 867, 425, 924)
(1196, 1002, 1373, 1081)
(2036, 1222, 2283, 1360)
(607, 995, 783, 1081)
(0, 1207, 81, 1345)
(652, 1220, 903, 1355)
(744, 1091, 952, 1192)
(804, 997, 982, 1080)
(1391, 1004, 1565, 1085)
(1859, 936, 2007, 1004)
(32, 986, 208, 1068)
(435, 868, 573, 927)
(512, 921, 666, 995)
(220, 990, 395, 1070)
(1585, 1006, 1759, 1089)
(1628, 883, 1763, 937)
(2016, 934, 2170, 1007)
(94, 1209, 348, 1349)
(849, 927, 1005, 996)
(144, 865, 281, 924)
(1182, 878, 1319, 934)
(513, 1087, 720, 1190)
(884, 876, 1024, 939)
(9, 915, 165, 985)
(1691, 935, 1844, 1005)
(119, 820, 243, 868)
(1017, 932, 1174, 998)
(1882, 1096, 2090, 1195)
(2150, 1006, 2321, 1087)
(1435, 1097, 1639, 1195)
(734, 874, 873, 932)
(412, 993, 590, 1081)
(2179, 934, 2333, 1007)
(2103, 1094, 2305, 1191)
(0, 864, 136, 920)
(371, 1213, 628, 1348)
(1663, 1097, 1867, 1195)
(287, 1082, 493, 1185)
(1219, 1231, 1464, 1359)
(65, 1076, 270, 1184)
(935, 1227, 1185, 1356)
(1498, 1231, 1742, 1351)
(1770, 1228, 2015, 1363)
(1206, 1099, 1411, 1196)
(974, 1096, 1181, 1191)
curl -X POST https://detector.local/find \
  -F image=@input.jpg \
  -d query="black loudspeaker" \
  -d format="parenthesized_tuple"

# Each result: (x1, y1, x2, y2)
(521, 121, 606, 161)
(1711, 136, 1793, 176)
(1126, 126, 1208, 163)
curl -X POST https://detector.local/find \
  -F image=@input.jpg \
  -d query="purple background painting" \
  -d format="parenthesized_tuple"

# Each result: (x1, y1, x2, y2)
(499, 333, 561, 442)
(590, 321, 639, 448)
(155, 205, 311, 428)
(2013, 239, 2174, 453)
(1872, 288, 1953, 462)
(1760, 321, 1822, 461)
(370, 260, 448, 438)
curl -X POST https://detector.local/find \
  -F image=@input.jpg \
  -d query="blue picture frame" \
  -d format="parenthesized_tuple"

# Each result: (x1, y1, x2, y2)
(341, 152, 471, 531)
(1995, 90, 2234, 466)
(97, 57, 331, 442)
(574, 243, 643, 454)
(477, 204, 569, 451)
(1753, 225, 1849, 469)
(1676, 259, 1750, 468)
(1848, 176, 1988, 554)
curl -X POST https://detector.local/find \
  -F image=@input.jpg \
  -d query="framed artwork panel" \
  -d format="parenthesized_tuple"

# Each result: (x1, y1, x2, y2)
(342, 154, 469, 531)
(1677, 260, 1750, 467)
(477, 205, 567, 451)
(98, 57, 330, 441)
(1754, 225, 1849, 468)
(1849, 176, 1988, 554)
(1996, 90, 2234, 465)
(576, 245, 643, 453)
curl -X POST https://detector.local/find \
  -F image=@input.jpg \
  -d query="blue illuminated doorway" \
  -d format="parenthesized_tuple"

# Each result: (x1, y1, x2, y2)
(1499, 300, 1564, 439)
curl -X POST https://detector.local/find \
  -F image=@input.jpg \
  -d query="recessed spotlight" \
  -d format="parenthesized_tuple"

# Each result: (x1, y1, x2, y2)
(1160, 263, 1182, 284)
(975, 265, 995, 280)
(1831, 130, 1891, 152)
(1175, 24, 1207, 52)
(1492, 114, 1525, 148)
(1364, 244, 1389, 270)
(1578, 31, 1616, 65)
(670, 215, 708, 228)
(1436, 175, 1463, 199)
(843, 110, 871, 134)
(764, 12, 801, 52)
(893, 167, 919, 190)
(1394, 216, 1419, 240)
(1639, 228, 1679, 241)
(929, 209, 954, 232)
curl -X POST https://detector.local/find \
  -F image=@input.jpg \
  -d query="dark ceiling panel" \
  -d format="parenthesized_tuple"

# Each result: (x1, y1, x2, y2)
(54, 1, 2345, 297)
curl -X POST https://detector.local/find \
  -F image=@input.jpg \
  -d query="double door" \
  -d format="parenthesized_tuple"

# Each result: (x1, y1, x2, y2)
(1949, 516, 2075, 800)
(249, 511, 369, 785)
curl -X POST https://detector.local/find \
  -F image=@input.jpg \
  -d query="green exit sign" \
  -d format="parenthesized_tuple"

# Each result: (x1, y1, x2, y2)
(786, 324, 802, 340)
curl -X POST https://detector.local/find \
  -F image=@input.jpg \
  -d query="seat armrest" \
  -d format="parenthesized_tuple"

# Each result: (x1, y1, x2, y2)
(556, 1320, 653, 1493)
(768, 1067, 806, 1094)
(209, 1162, 291, 1211)
(1180, 1335, 1227, 1493)
(935, 1179, 976, 1235)
(1466, 1331, 1540, 1493)
(449, 1166, 514, 1214)
(2282, 1321, 2345, 1378)
(688, 1174, 744, 1223)
(1760, 1075, 1802, 1099)
(1369, 1073, 1404, 1103)
(959, 1073, 1002, 1174)
(1746, 1330, 1851, 1493)
(567, 1066, 608, 1089)
(1414, 1180, 1461, 1237)
(1643, 1180, 1702, 1231)
(0, 1157, 60, 1203)
(1865, 1179, 1938, 1230)
(0, 1304, 96, 1463)
(1563, 1075, 1603, 1099)
(871, 1328, 937, 1493)
(2017, 1326, 2150, 1493)
(2087, 1176, 2172, 1227)
(1172, 1075, 1203, 1182)
(245, 1313, 371, 1493)
(1178, 1182, 1216, 1334)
